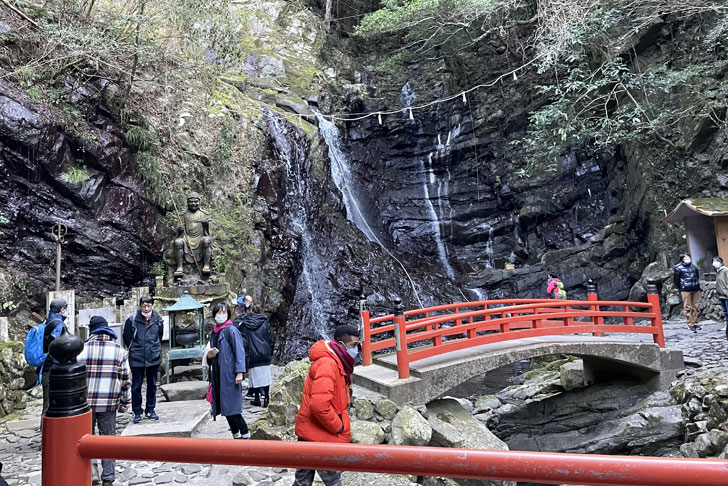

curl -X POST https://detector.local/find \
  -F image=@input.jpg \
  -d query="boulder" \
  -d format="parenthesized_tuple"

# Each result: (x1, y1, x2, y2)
(426, 398, 513, 486)
(692, 430, 728, 457)
(473, 395, 501, 414)
(390, 405, 432, 446)
(250, 359, 311, 440)
(376, 399, 399, 420)
(350, 421, 385, 444)
(560, 361, 585, 391)
(160, 381, 208, 401)
(354, 397, 375, 420)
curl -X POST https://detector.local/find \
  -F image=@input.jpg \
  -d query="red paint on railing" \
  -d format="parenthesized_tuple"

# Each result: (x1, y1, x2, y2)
(361, 297, 665, 370)
(73, 435, 728, 486)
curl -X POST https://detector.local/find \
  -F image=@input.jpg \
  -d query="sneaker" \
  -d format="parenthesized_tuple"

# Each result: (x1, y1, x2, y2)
(146, 412, 159, 421)
(240, 431, 251, 439)
(245, 392, 255, 400)
(133, 414, 142, 424)
(689, 326, 697, 333)
(696, 325, 702, 331)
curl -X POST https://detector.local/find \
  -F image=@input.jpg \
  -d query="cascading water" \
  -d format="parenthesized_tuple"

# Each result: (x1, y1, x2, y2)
(484, 225, 495, 269)
(266, 111, 327, 338)
(315, 111, 424, 307)
(420, 157, 455, 279)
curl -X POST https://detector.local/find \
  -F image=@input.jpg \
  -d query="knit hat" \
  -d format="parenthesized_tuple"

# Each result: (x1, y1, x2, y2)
(89, 316, 108, 332)
(49, 298, 68, 313)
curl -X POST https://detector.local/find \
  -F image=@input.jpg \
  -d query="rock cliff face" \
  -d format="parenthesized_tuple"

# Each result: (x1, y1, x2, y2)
(0, 78, 166, 313)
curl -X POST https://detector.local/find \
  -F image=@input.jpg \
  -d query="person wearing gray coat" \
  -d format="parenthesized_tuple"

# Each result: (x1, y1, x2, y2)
(713, 257, 728, 334)
(206, 302, 249, 438)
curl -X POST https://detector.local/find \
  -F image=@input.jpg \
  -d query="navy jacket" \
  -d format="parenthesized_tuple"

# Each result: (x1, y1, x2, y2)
(123, 310, 164, 368)
(237, 313, 272, 369)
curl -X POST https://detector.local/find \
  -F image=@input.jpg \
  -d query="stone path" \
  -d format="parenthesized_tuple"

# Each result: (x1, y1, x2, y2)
(1, 318, 726, 485)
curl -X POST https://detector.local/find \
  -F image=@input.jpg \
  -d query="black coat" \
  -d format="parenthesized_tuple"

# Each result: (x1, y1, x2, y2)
(673, 262, 700, 292)
(123, 310, 164, 368)
(237, 313, 272, 369)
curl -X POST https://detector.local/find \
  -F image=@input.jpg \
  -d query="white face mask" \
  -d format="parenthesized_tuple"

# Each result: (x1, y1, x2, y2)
(714, 261, 722, 269)
(683, 258, 691, 265)
(215, 314, 227, 324)
(142, 311, 152, 318)
(347, 347, 358, 358)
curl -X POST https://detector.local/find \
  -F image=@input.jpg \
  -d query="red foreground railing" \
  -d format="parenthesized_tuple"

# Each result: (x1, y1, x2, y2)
(360, 281, 665, 379)
(43, 412, 728, 486)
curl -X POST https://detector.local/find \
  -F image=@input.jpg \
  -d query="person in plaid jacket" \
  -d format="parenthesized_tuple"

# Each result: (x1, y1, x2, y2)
(78, 315, 131, 486)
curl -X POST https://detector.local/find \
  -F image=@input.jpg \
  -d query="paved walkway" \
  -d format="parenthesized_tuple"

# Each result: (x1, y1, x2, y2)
(1, 318, 726, 485)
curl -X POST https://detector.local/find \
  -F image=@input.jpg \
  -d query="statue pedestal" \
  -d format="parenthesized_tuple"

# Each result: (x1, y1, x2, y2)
(155, 275, 230, 305)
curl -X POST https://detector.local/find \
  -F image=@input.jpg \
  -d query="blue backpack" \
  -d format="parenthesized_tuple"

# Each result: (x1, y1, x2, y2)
(24, 319, 61, 368)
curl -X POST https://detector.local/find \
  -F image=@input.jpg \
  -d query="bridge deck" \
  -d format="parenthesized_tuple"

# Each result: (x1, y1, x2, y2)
(353, 334, 683, 405)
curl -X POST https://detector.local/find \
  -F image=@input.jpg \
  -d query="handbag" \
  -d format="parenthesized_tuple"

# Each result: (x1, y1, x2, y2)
(206, 382, 213, 403)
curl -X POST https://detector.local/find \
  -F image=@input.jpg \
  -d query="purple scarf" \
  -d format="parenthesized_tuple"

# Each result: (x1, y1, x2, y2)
(328, 340, 354, 385)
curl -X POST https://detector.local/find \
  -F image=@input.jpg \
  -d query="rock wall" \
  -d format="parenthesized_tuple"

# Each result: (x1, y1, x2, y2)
(0, 342, 28, 417)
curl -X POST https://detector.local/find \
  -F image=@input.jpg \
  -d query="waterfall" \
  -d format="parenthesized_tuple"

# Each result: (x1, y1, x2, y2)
(266, 111, 327, 337)
(484, 225, 494, 269)
(401, 81, 417, 108)
(315, 113, 379, 244)
(421, 158, 455, 279)
(315, 111, 424, 307)
(467, 287, 489, 301)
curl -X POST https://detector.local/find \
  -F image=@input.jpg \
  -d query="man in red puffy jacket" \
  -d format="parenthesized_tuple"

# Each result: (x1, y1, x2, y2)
(292, 325, 360, 486)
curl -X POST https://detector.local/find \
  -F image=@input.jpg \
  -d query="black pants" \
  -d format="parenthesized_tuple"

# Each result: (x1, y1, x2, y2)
(225, 414, 249, 434)
(131, 365, 159, 415)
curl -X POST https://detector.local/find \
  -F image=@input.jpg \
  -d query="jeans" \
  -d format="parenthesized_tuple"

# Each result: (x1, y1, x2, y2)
(92, 411, 117, 481)
(131, 365, 159, 415)
(720, 299, 728, 326)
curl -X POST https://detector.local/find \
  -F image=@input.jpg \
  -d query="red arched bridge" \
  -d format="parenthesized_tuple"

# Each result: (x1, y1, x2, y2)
(354, 280, 684, 404)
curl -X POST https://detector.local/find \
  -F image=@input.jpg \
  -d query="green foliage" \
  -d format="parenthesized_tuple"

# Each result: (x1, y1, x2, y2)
(135, 152, 166, 204)
(211, 193, 252, 274)
(60, 163, 91, 184)
(152, 261, 166, 276)
(124, 126, 158, 152)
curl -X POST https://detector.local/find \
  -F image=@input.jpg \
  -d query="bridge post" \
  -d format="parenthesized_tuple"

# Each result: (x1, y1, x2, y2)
(646, 279, 666, 347)
(360, 294, 372, 366)
(587, 279, 603, 336)
(42, 328, 92, 486)
(393, 298, 410, 379)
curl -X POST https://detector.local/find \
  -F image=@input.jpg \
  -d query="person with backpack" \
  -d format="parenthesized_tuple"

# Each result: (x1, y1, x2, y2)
(123, 295, 164, 424)
(205, 302, 249, 439)
(39, 298, 69, 416)
(546, 274, 566, 300)
(78, 316, 131, 486)
(237, 304, 272, 408)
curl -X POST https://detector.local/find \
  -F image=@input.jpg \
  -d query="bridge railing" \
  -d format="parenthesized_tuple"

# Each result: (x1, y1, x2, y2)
(360, 279, 665, 378)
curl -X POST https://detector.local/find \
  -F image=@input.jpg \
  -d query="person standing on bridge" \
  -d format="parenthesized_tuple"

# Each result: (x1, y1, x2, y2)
(674, 254, 701, 333)
(292, 324, 360, 486)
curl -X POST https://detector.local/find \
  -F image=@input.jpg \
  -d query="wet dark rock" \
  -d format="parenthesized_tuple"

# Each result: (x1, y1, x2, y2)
(0, 78, 166, 312)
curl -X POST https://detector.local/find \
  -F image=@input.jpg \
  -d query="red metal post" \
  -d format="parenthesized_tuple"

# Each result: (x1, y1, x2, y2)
(42, 328, 92, 486)
(360, 295, 372, 366)
(393, 299, 410, 379)
(587, 279, 602, 337)
(646, 279, 666, 347)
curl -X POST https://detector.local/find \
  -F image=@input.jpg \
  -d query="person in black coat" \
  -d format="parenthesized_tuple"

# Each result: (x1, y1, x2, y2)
(673, 254, 701, 332)
(237, 304, 272, 407)
(123, 295, 164, 423)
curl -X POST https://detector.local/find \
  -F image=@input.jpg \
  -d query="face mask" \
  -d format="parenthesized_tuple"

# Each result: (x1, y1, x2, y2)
(714, 261, 722, 269)
(215, 315, 227, 324)
(347, 347, 358, 358)
(142, 311, 152, 318)
(683, 258, 691, 265)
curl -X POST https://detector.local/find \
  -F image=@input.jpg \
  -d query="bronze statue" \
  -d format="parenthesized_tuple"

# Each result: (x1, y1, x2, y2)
(174, 192, 212, 277)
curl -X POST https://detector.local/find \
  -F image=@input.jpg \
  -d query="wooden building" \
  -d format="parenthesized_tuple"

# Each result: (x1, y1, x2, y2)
(664, 198, 728, 271)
